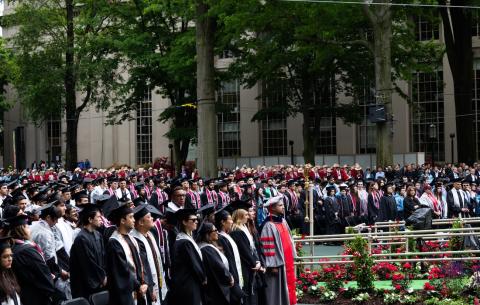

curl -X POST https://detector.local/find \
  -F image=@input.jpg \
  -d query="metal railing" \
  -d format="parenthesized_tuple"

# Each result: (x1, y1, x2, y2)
(293, 217, 480, 266)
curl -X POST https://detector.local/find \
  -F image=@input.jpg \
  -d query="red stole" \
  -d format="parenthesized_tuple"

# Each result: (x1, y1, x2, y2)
(274, 222, 297, 305)
(205, 189, 218, 205)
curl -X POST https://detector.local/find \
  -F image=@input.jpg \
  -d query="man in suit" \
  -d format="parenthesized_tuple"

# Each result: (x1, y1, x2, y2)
(447, 178, 472, 218)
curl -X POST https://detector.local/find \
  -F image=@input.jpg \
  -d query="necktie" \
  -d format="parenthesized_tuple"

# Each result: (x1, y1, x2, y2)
(456, 190, 464, 208)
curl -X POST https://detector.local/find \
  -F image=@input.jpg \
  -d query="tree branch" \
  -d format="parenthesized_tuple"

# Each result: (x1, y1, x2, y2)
(438, 0, 457, 76)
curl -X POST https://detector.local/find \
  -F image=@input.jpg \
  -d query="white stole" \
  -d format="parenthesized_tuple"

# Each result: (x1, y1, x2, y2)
(219, 231, 244, 288)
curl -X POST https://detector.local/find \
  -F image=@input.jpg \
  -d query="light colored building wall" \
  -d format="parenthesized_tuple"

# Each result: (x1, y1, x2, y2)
(239, 83, 261, 157)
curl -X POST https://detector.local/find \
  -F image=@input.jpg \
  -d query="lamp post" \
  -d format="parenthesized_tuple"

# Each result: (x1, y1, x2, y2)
(450, 133, 455, 164)
(289, 140, 294, 165)
(168, 143, 174, 176)
(429, 124, 437, 166)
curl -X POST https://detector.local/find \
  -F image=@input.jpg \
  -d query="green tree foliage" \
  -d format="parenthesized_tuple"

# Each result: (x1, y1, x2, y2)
(106, 0, 197, 169)
(3, 0, 122, 168)
(217, 0, 443, 164)
(0, 37, 17, 109)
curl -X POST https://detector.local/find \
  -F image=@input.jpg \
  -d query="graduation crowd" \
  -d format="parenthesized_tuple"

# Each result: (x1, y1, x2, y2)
(0, 161, 479, 305)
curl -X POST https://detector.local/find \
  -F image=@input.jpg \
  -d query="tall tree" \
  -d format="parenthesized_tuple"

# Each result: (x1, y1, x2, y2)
(439, 0, 475, 163)
(363, 0, 394, 167)
(196, 0, 218, 177)
(4, 0, 122, 169)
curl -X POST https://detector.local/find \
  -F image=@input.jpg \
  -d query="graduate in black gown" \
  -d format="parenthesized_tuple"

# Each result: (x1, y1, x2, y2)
(215, 209, 245, 305)
(70, 204, 107, 299)
(105, 199, 148, 305)
(166, 208, 206, 305)
(197, 222, 234, 305)
(7, 215, 57, 305)
(378, 183, 398, 222)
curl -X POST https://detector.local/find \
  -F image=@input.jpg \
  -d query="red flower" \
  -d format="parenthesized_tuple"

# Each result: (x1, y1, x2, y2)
(302, 285, 308, 291)
(394, 284, 402, 290)
(403, 262, 412, 269)
(392, 273, 404, 281)
(424, 282, 435, 291)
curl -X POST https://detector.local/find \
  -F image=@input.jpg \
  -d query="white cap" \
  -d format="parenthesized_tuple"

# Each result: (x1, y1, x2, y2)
(264, 195, 284, 208)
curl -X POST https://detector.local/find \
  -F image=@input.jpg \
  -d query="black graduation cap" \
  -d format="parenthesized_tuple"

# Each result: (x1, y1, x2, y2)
(94, 194, 112, 205)
(2, 205, 20, 219)
(31, 192, 48, 203)
(38, 201, 57, 218)
(83, 178, 94, 186)
(135, 182, 145, 190)
(287, 179, 296, 187)
(132, 197, 146, 207)
(1, 197, 13, 207)
(6, 180, 18, 190)
(107, 176, 119, 183)
(325, 185, 336, 193)
(78, 203, 101, 218)
(198, 204, 215, 217)
(451, 177, 463, 183)
(226, 199, 252, 213)
(204, 178, 216, 185)
(3, 214, 29, 229)
(10, 188, 24, 198)
(133, 204, 162, 221)
(216, 180, 227, 188)
(174, 208, 197, 222)
(74, 190, 89, 201)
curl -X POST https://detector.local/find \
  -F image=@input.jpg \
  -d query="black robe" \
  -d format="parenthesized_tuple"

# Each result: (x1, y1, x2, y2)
(218, 235, 244, 305)
(167, 238, 206, 305)
(230, 229, 258, 305)
(12, 242, 56, 305)
(200, 245, 232, 305)
(378, 195, 397, 222)
(70, 229, 106, 299)
(133, 236, 155, 305)
(106, 236, 145, 305)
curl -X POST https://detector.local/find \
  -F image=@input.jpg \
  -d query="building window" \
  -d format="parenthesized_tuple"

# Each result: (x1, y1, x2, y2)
(261, 81, 287, 156)
(314, 78, 337, 154)
(47, 120, 61, 162)
(410, 71, 445, 162)
(415, 15, 439, 41)
(356, 80, 377, 154)
(217, 80, 241, 157)
(136, 89, 152, 165)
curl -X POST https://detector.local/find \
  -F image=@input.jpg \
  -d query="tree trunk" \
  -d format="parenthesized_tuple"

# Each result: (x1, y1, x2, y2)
(196, 0, 217, 178)
(64, 0, 77, 170)
(364, 1, 393, 167)
(440, 1, 475, 163)
(173, 138, 191, 173)
(302, 111, 316, 165)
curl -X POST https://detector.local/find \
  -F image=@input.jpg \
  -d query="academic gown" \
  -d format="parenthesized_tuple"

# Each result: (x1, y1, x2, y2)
(230, 229, 258, 305)
(133, 236, 155, 305)
(378, 195, 397, 222)
(12, 241, 56, 305)
(217, 234, 244, 305)
(259, 216, 296, 305)
(199, 244, 232, 305)
(167, 236, 206, 305)
(69, 229, 106, 299)
(106, 232, 145, 305)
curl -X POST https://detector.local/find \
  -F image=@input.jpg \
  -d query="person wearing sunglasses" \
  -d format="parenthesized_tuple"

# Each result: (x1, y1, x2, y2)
(166, 209, 206, 305)
(197, 222, 234, 305)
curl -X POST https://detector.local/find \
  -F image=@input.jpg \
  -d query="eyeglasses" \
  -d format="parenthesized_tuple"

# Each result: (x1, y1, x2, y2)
(188, 218, 199, 222)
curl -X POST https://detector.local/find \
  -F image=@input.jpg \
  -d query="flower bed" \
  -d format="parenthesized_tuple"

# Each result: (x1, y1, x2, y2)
(295, 231, 480, 304)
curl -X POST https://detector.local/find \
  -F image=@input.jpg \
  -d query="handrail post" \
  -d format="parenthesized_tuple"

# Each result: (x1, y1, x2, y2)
(368, 227, 372, 254)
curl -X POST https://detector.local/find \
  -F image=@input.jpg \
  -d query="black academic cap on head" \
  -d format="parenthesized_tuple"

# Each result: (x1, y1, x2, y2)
(107, 176, 119, 183)
(78, 203, 101, 219)
(198, 204, 215, 216)
(3, 214, 29, 229)
(326, 185, 336, 193)
(102, 195, 121, 219)
(31, 192, 48, 203)
(133, 204, 162, 221)
(38, 201, 57, 218)
(83, 178, 94, 185)
(287, 179, 296, 187)
(216, 181, 227, 188)
(132, 197, 145, 207)
(94, 194, 112, 205)
(174, 208, 197, 222)
(135, 182, 145, 190)
(226, 199, 252, 213)
(2, 205, 20, 219)
(451, 177, 463, 183)
(105, 200, 132, 221)
(74, 190, 89, 201)
(7, 180, 18, 190)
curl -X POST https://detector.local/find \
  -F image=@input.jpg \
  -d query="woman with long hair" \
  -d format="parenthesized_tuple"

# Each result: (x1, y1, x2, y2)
(0, 236, 20, 305)
(167, 209, 206, 305)
(197, 222, 234, 305)
(5, 215, 56, 305)
(404, 185, 421, 220)
(230, 208, 262, 305)
(254, 188, 266, 227)
(215, 209, 244, 305)
(367, 181, 381, 224)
